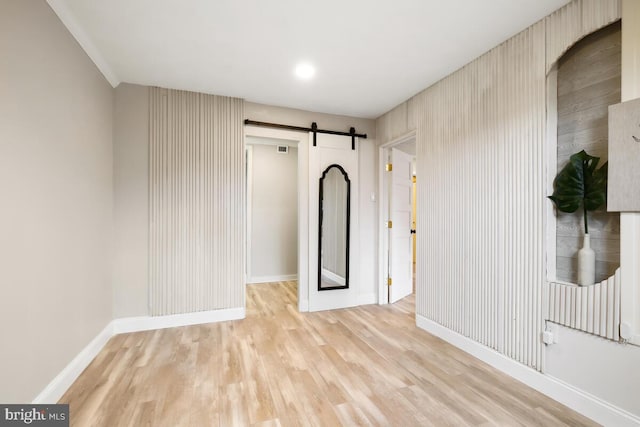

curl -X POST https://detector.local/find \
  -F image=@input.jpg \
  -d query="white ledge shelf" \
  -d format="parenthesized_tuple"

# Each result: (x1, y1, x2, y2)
(547, 269, 621, 341)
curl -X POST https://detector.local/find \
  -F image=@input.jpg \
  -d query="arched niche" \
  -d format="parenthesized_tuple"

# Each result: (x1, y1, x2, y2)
(548, 21, 622, 284)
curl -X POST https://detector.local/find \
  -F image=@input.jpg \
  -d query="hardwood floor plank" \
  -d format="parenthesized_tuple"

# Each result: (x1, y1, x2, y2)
(60, 281, 598, 426)
(334, 401, 374, 427)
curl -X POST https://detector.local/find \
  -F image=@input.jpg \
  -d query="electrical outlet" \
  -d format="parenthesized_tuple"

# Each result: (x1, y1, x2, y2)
(542, 323, 559, 345)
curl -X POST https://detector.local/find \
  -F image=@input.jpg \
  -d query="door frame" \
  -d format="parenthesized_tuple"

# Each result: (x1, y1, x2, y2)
(244, 125, 310, 312)
(378, 131, 416, 305)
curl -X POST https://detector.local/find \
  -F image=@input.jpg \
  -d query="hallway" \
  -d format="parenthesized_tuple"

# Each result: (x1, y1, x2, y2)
(61, 282, 595, 426)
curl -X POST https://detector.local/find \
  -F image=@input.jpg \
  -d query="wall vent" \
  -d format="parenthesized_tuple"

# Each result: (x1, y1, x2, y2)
(277, 145, 289, 154)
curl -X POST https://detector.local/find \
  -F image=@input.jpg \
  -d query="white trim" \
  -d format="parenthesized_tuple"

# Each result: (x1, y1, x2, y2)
(358, 293, 377, 305)
(378, 146, 388, 305)
(33, 307, 245, 403)
(297, 131, 310, 313)
(245, 138, 299, 148)
(112, 307, 245, 334)
(247, 274, 298, 284)
(32, 322, 113, 404)
(46, 0, 120, 87)
(620, 213, 640, 345)
(416, 315, 640, 427)
(378, 131, 417, 305)
(245, 145, 253, 283)
(379, 131, 417, 149)
(619, 2, 640, 347)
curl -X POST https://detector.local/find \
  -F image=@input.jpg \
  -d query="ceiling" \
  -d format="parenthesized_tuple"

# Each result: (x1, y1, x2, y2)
(48, 0, 569, 119)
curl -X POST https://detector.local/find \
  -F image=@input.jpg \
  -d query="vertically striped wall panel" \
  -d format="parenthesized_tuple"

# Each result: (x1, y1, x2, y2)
(548, 269, 621, 341)
(149, 88, 244, 316)
(388, 0, 626, 373)
(545, 0, 620, 72)
(415, 22, 547, 370)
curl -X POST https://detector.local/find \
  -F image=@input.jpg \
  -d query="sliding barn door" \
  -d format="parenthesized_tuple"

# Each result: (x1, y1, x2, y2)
(308, 133, 359, 312)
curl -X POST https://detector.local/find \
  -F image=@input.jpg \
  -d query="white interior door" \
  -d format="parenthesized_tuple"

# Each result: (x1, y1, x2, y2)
(389, 148, 413, 303)
(308, 133, 359, 312)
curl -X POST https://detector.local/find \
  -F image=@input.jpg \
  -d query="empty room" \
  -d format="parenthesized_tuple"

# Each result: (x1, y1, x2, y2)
(2, 0, 640, 426)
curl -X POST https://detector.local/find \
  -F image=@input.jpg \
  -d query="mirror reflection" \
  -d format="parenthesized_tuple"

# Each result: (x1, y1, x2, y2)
(318, 164, 350, 290)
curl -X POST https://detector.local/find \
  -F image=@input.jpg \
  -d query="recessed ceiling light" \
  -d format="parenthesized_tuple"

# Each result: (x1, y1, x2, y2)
(294, 63, 315, 80)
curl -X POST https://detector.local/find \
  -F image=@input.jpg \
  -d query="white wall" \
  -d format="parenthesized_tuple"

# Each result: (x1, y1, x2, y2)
(248, 141, 298, 282)
(0, 0, 113, 402)
(545, 324, 640, 416)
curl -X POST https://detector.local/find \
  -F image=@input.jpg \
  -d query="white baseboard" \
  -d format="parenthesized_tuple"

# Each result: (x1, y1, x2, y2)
(416, 315, 640, 427)
(247, 274, 298, 284)
(33, 306, 246, 404)
(358, 293, 377, 305)
(112, 307, 246, 334)
(299, 299, 309, 312)
(32, 322, 114, 404)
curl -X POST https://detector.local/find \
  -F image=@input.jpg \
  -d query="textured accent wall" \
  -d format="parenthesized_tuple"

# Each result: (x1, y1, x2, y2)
(149, 88, 244, 315)
(378, 0, 621, 371)
(416, 22, 547, 369)
(548, 269, 621, 341)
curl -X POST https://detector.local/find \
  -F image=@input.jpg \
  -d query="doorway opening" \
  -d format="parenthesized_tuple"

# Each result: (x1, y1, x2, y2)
(379, 132, 417, 304)
(244, 127, 309, 312)
(246, 136, 298, 283)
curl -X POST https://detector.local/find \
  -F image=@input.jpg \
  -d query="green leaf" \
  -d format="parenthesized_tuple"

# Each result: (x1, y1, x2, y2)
(585, 161, 607, 211)
(548, 150, 608, 223)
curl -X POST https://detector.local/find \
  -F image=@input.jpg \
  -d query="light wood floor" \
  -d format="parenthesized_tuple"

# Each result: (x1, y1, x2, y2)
(61, 282, 597, 426)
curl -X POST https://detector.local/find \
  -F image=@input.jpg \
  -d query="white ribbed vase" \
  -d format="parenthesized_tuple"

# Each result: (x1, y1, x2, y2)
(578, 233, 595, 286)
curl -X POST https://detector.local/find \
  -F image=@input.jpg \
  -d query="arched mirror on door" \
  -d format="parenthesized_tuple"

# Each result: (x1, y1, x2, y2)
(318, 164, 350, 291)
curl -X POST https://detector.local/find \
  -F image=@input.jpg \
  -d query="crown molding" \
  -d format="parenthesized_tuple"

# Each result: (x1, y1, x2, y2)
(46, 0, 120, 87)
